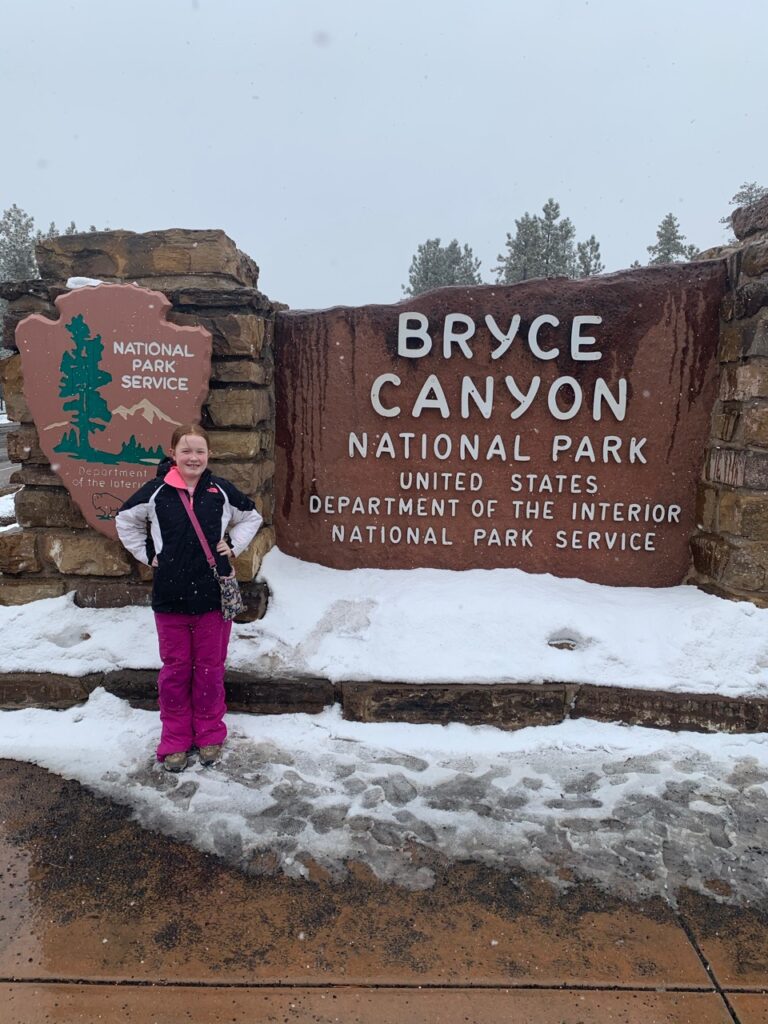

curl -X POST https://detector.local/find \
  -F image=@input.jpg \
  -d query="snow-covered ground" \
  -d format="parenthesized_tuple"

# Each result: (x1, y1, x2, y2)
(0, 546, 767, 696)
(0, 689, 766, 905)
(3, 501, 768, 903)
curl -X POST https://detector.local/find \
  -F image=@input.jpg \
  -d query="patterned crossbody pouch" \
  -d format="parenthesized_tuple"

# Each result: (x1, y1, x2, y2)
(178, 490, 245, 622)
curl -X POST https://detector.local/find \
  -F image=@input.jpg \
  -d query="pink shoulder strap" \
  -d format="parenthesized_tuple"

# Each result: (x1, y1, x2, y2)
(178, 490, 217, 568)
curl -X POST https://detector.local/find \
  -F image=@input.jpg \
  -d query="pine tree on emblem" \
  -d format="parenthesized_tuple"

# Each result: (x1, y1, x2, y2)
(56, 315, 112, 458)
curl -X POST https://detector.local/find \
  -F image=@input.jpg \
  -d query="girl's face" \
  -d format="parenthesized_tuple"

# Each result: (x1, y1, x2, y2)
(170, 434, 209, 484)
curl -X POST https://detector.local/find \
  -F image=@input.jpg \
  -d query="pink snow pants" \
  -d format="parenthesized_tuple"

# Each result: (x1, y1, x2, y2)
(154, 610, 232, 759)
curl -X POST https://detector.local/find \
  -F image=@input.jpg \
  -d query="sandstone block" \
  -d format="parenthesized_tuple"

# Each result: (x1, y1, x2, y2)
(0, 672, 97, 709)
(690, 533, 730, 580)
(36, 229, 260, 287)
(208, 458, 275, 495)
(15, 486, 86, 529)
(39, 532, 132, 576)
(74, 581, 152, 608)
(237, 580, 270, 622)
(719, 360, 768, 401)
(743, 310, 768, 358)
(136, 561, 155, 582)
(742, 404, 768, 446)
(743, 451, 768, 488)
(572, 685, 768, 733)
(123, 274, 253, 293)
(6, 425, 46, 464)
(253, 489, 274, 525)
(0, 578, 69, 605)
(0, 279, 52, 303)
(719, 539, 768, 592)
(705, 448, 768, 488)
(100, 669, 160, 708)
(169, 312, 268, 357)
(0, 352, 30, 421)
(224, 671, 332, 713)
(734, 279, 768, 320)
(342, 681, 569, 729)
(718, 492, 768, 541)
(0, 527, 41, 574)
(207, 429, 271, 460)
(733, 195, 768, 240)
(233, 526, 276, 581)
(742, 239, 768, 279)
(706, 447, 744, 487)
(206, 387, 271, 427)
(169, 287, 278, 315)
(9, 465, 63, 487)
(719, 320, 746, 363)
(211, 359, 270, 385)
(712, 404, 740, 442)
(695, 482, 719, 532)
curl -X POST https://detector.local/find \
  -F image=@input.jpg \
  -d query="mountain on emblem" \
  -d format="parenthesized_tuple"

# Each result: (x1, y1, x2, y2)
(16, 283, 211, 539)
(112, 399, 181, 426)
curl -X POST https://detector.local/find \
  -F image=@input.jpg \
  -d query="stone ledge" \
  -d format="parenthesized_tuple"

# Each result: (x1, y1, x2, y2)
(341, 681, 571, 728)
(0, 673, 101, 709)
(2, 673, 767, 733)
(0, 670, 334, 714)
(345, 681, 768, 734)
(35, 229, 260, 288)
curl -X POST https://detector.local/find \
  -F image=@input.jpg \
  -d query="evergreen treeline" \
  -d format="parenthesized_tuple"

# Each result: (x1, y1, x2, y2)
(402, 182, 767, 296)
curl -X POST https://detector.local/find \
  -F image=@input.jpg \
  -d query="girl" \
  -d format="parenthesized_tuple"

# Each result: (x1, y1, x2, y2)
(115, 424, 263, 772)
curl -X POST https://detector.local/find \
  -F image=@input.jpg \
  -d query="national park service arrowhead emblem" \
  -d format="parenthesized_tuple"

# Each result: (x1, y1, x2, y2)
(16, 283, 211, 537)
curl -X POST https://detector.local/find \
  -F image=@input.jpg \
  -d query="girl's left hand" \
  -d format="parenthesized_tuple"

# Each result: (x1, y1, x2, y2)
(216, 540, 234, 559)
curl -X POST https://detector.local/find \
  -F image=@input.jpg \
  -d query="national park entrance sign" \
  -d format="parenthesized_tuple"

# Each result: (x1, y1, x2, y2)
(17, 284, 211, 538)
(275, 264, 725, 586)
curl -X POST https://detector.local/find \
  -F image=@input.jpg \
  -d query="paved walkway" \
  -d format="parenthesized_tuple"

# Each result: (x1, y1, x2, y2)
(2, 758, 768, 1023)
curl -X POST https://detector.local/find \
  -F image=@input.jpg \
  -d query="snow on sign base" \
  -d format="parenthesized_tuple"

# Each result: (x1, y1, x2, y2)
(16, 284, 211, 537)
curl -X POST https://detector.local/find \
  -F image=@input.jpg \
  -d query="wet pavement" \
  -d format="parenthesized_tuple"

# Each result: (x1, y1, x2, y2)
(2, 758, 768, 1023)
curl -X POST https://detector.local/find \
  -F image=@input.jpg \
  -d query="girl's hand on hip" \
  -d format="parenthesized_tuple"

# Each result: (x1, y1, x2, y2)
(216, 539, 234, 559)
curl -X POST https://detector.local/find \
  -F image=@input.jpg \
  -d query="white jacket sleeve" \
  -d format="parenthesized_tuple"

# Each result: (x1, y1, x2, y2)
(115, 503, 152, 565)
(228, 507, 264, 557)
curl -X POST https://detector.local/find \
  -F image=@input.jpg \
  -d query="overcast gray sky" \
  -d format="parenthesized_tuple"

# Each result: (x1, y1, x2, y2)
(2, 0, 766, 309)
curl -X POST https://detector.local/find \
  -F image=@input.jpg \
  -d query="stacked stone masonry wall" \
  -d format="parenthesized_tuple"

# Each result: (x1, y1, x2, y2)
(0, 229, 277, 616)
(691, 195, 768, 604)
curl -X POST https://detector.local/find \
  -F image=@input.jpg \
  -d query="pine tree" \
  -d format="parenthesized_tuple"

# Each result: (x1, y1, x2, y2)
(538, 199, 576, 277)
(576, 235, 604, 278)
(494, 199, 595, 283)
(0, 206, 92, 284)
(647, 213, 698, 265)
(403, 238, 482, 296)
(56, 315, 112, 457)
(0, 206, 93, 348)
(720, 181, 768, 239)
(0, 205, 38, 281)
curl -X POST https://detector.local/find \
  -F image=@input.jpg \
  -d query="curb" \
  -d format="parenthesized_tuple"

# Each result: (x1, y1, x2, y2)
(1, 671, 767, 734)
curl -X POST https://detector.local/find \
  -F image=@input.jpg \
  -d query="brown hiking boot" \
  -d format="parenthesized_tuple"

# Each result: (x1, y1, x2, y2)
(163, 751, 188, 773)
(198, 744, 222, 766)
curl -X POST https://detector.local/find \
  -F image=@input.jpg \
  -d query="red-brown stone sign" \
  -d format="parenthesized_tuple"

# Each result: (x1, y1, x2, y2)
(17, 283, 211, 538)
(275, 265, 725, 586)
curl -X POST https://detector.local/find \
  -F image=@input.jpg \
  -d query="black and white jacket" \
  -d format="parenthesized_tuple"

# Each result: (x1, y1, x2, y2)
(115, 464, 263, 615)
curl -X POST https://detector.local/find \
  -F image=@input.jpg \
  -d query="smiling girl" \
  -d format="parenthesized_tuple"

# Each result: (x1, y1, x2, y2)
(115, 424, 263, 772)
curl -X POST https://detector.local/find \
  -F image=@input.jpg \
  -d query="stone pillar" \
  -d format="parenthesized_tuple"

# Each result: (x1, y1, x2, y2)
(0, 229, 277, 616)
(691, 196, 768, 604)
